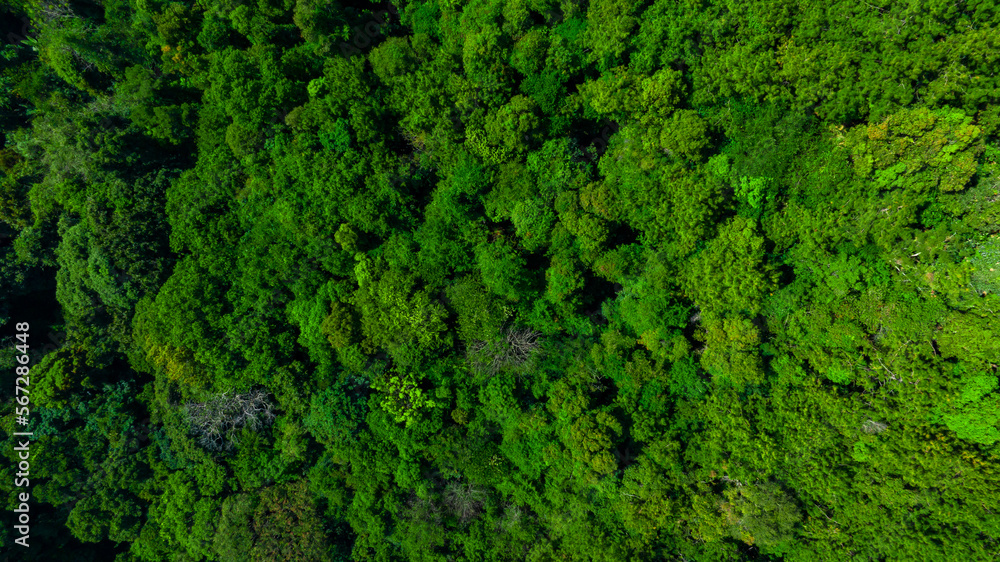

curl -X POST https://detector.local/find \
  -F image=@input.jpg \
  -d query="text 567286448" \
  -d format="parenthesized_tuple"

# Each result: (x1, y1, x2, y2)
(12, 321, 33, 548)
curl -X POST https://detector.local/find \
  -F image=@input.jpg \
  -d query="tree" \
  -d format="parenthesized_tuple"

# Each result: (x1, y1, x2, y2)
(698, 313, 764, 388)
(184, 389, 276, 452)
(467, 325, 542, 377)
(250, 481, 332, 561)
(352, 257, 450, 364)
(370, 368, 438, 428)
(683, 216, 776, 317)
(692, 479, 803, 549)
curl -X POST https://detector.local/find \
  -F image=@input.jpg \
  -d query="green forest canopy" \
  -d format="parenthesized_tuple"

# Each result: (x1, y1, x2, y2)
(1, 0, 999, 560)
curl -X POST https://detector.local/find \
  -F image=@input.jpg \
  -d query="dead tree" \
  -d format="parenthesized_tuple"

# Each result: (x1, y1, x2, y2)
(443, 480, 487, 525)
(38, 0, 77, 22)
(468, 326, 543, 377)
(184, 389, 275, 452)
(861, 419, 888, 434)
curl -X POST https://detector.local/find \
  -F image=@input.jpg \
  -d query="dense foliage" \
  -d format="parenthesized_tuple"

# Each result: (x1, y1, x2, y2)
(2, 0, 1000, 560)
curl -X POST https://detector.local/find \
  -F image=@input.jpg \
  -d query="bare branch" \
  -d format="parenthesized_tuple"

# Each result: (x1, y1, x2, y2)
(184, 389, 275, 452)
(443, 480, 487, 524)
(861, 419, 888, 434)
(468, 325, 543, 377)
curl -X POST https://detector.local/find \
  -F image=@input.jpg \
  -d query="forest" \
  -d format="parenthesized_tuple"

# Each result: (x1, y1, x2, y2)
(1, 0, 999, 560)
